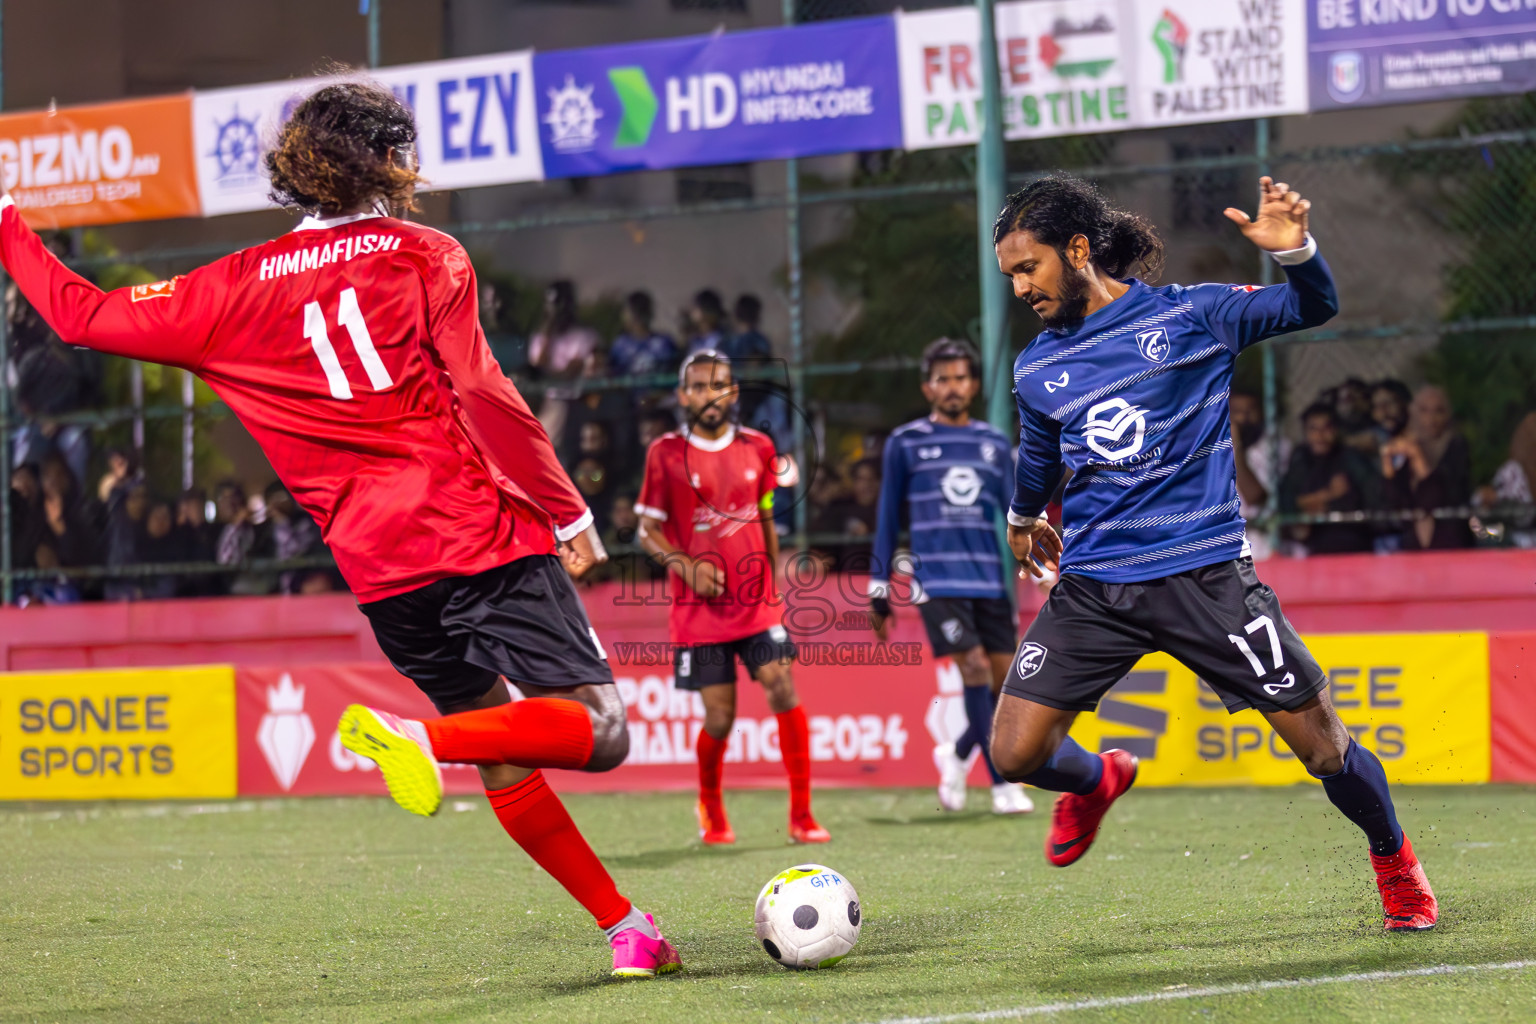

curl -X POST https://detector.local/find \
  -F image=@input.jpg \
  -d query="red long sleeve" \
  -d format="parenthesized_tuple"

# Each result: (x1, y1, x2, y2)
(0, 197, 219, 369)
(425, 245, 591, 539)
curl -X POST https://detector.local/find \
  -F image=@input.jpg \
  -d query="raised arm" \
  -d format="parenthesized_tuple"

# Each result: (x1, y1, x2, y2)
(1201, 177, 1339, 351)
(0, 197, 220, 368)
(426, 245, 600, 573)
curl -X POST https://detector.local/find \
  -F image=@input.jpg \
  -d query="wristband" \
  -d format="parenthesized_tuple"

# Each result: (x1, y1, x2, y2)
(1007, 510, 1043, 529)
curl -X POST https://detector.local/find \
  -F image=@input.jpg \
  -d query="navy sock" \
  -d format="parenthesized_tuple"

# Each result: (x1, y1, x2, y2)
(955, 685, 1006, 786)
(1021, 736, 1103, 796)
(1316, 739, 1405, 856)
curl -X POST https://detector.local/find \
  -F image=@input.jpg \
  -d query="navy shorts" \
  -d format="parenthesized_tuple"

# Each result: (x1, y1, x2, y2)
(360, 554, 613, 713)
(1002, 558, 1326, 715)
(917, 596, 1018, 656)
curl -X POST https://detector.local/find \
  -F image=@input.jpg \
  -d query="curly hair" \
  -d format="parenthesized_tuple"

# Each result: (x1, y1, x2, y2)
(992, 174, 1165, 280)
(266, 81, 424, 214)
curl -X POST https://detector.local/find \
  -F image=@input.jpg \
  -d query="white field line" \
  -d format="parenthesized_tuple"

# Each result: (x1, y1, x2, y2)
(867, 960, 1536, 1024)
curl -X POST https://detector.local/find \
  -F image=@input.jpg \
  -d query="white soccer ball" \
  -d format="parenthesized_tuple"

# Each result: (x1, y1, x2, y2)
(754, 863, 861, 970)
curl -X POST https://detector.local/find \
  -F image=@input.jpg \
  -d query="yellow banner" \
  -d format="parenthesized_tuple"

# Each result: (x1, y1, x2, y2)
(0, 666, 236, 799)
(1066, 633, 1490, 786)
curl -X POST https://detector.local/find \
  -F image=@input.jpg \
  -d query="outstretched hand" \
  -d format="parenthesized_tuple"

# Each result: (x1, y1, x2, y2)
(1223, 176, 1310, 253)
(1008, 520, 1063, 580)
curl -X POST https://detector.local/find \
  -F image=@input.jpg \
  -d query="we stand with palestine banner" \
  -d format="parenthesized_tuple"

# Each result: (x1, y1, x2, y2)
(0, 0, 1530, 227)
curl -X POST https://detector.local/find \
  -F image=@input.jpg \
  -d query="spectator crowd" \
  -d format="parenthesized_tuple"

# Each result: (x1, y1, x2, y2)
(7, 266, 1536, 606)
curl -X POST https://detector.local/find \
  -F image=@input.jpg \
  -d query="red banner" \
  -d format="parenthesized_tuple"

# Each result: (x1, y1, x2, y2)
(1491, 631, 1536, 783)
(235, 643, 986, 798)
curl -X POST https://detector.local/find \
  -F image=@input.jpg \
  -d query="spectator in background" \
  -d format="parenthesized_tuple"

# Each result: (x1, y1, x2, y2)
(1381, 385, 1474, 550)
(812, 457, 881, 568)
(138, 499, 183, 600)
(103, 480, 152, 601)
(1279, 403, 1377, 555)
(214, 480, 271, 595)
(8, 462, 44, 571)
(6, 281, 97, 488)
(17, 541, 82, 606)
(686, 289, 730, 354)
(38, 455, 96, 571)
(561, 348, 632, 471)
(479, 279, 526, 377)
(175, 486, 221, 597)
(1229, 388, 1290, 560)
(528, 280, 601, 442)
(265, 481, 330, 595)
(1473, 411, 1536, 547)
(1370, 379, 1412, 448)
(609, 290, 678, 383)
(1332, 377, 1377, 454)
(96, 447, 140, 504)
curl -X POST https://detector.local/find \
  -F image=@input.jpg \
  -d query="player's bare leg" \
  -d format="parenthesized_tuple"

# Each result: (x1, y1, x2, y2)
(753, 658, 829, 843)
(1263, 690, 1437, 931)
(339, 679, 682, 978)
(991, 694, 1137, 866)
(696, 683, 738, 845)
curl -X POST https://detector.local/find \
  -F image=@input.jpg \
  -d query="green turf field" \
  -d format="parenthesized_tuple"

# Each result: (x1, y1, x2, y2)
(3, 785, 1536, 1023)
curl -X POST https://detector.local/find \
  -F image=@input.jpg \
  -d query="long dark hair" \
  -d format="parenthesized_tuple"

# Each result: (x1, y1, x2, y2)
(992, 175, 1164, 280)
(267, 80, 423, 214)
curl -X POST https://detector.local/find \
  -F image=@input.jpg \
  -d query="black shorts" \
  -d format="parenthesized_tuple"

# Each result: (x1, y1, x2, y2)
(918, 596, 1018, 656)
(359, 554, 613, 713)
(1003, 558, 1326, 715)
(673, 627, 798, 690)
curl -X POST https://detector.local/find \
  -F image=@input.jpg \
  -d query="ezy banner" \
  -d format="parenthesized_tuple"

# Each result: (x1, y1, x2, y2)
(193, 51, 543, 217)
(532, 17, 904, 179)
(1309, 0, 1536, 111)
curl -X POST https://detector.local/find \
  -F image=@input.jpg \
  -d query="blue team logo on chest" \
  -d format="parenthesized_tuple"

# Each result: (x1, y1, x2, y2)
(1136, 327, 1170, 363)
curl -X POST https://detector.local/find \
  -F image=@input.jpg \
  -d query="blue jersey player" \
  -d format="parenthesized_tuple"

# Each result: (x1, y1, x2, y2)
(989, 175, 1437, 932)
(868, 339, 1034, 816)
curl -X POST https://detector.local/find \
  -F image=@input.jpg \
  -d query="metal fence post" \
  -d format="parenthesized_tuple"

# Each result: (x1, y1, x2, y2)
(1256, 118, 1281, 554)
(784, 0, 808, 550)
(364, 0, 381, 69)
(976, 0, 1011, 434)
(1, 282, 11, 607)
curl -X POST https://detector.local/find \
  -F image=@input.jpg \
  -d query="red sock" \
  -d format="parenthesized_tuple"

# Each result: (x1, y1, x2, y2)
(486, 770, 630, 930)
(696, 727, 728, 812)
(776, 706, 813, 823)
(423, 699, 593, 768)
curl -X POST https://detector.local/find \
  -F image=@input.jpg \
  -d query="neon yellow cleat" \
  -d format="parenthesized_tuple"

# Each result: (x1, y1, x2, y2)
(337, 704, 443, 817)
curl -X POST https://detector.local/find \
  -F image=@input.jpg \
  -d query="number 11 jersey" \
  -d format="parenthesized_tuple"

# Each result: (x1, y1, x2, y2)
(0, 202, 590, 601)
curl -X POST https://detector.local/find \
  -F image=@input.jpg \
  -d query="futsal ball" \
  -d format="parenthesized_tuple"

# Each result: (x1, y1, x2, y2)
(754, 863, 861, 969)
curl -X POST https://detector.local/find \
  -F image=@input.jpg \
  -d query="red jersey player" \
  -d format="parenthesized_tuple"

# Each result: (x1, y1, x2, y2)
(636, 351, 829, 845)
(0, 82, 681, 979)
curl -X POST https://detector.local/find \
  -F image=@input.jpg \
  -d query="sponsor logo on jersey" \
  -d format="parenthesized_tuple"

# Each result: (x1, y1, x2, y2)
(130, 278, 179, 301)
(940, 618, 964, 645)
(1044, 371, 1070, 393)
(1230, 284, 1262, 293)
(980, 441, 997, 463)
(1136, 327, 1170, 363)
(917, 446, 942, 460)
(1016, 642, 1048, 680)
(678, 650, 692, 678)
(1083, 397, 1147, 461)
(939, 465, 982, 506)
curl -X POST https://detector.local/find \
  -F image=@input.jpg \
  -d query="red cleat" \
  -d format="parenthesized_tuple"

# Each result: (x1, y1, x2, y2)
(1372, 836, 1438, 932)
(1044, 748, 1137, 867)
(789, 817, 831, 844)
(696, 799, 736, 845)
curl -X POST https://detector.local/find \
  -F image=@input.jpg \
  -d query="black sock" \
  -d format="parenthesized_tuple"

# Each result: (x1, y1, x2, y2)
(1316, 739, 1405, 857)
(1021, 736, 1103, 795)
(958, 685, 1006, 786)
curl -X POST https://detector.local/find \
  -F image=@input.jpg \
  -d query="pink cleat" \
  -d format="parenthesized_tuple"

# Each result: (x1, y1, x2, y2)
(610, 914, 683, 978)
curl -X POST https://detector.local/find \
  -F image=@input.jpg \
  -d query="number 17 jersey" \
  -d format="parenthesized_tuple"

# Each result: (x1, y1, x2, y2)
(0, 203, 590, 602)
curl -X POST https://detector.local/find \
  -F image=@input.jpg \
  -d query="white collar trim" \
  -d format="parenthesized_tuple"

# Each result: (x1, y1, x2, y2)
(294, 211, 385, 232)
(685, 425, 736, 452)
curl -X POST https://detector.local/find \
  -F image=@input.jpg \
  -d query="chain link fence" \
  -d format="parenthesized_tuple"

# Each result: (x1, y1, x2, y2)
(4, 14, 1535, 603)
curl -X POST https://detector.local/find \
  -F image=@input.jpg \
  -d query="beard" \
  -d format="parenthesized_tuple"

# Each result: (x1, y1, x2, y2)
(686, 402, 731, 431)
(1039, 260, 1091, 330)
